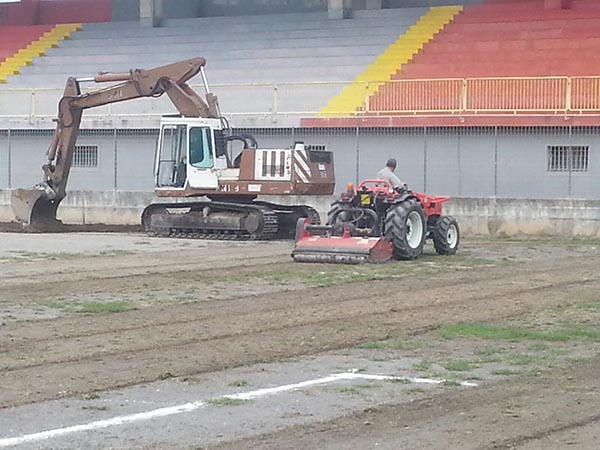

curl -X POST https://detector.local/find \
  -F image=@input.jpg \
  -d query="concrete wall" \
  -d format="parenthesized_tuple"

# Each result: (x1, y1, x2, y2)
(1, 190, 599, 237)
(2, 127, 599, 199)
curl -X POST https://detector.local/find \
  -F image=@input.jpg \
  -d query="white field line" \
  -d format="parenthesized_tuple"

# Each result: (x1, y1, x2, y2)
(0, 372, 476, 448)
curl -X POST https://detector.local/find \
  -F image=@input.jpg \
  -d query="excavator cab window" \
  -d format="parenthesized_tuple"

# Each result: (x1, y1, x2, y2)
(156, 124, 187, 188)
(188, 127, 214, 170)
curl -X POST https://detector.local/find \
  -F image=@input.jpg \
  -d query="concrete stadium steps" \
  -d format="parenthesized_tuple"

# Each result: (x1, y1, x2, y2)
(34, 44, 391, 66)
(318, 5, 463, 117)
(0, 23, 82, 84)
(58, 28, 408, 47)
(0, 8, 429, 91)
(15, 55, 383, 75)
(6, 66, 371, 89)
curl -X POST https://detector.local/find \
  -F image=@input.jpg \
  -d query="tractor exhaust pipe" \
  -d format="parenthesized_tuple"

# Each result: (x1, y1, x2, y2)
(11, 187, 64, 232)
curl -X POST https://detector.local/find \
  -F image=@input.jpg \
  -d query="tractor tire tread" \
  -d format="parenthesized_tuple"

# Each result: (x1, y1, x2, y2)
(433, 215, 460, 255)
(384, 198, 426, 260)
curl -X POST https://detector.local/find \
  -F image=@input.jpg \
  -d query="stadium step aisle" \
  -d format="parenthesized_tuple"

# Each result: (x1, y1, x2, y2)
(0, 24, 82, 84)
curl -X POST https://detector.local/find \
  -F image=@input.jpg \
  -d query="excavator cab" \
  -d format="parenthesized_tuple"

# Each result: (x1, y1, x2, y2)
(155, 117, 225, 190)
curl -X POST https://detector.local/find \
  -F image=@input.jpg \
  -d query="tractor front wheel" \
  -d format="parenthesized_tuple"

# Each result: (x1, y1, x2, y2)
(384, 198, 427, 260)
(433, 215, 460, 255)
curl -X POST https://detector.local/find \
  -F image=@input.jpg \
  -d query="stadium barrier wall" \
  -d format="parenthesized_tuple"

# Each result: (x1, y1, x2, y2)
(1, 190, 599, 237)
(1, 126, 598, 200)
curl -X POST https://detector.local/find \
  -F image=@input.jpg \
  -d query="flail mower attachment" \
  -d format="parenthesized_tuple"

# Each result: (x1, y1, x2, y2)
(291, 218, 393, 264)
(11, 186, 63, 232)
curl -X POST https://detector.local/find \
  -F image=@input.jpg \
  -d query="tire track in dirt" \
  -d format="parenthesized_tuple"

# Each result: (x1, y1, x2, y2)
(0, 245, 290, 289)
(1, 271, 598, 372)
(489, 414, 600, 449)
(0, 257, 293, 306)
(0, 260, 598, 409)
(203, 359, 600, 450)
(3, 254, 598, 347)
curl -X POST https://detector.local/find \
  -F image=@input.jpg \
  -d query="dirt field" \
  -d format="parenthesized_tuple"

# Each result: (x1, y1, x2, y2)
(0, 232, 599, 449)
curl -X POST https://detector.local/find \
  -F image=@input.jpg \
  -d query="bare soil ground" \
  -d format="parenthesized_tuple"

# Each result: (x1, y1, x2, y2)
(0, 233, 599, 449)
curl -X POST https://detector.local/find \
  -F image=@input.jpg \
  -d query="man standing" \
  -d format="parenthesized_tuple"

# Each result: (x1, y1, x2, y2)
(377, 158, 408, 191)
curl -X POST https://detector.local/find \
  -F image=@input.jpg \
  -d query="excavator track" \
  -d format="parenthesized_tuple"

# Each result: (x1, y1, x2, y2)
(253, 202, 321, 238)
(141, 201, 279, 241)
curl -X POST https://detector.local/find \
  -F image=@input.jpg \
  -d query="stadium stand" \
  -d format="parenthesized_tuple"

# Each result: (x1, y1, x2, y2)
(304, 0, 600, 126)
(3, 0, 600, 127)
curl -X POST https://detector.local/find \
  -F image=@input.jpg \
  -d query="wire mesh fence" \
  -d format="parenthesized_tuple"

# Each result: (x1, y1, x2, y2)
(1, 125, 598, 200)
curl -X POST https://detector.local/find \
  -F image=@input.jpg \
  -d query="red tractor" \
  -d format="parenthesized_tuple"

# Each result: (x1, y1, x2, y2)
(292, 180, 459, 264)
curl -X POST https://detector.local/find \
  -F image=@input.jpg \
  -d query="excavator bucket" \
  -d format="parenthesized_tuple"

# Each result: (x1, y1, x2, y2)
(11, 188, 63, 231)
(291, 218, 393, 264)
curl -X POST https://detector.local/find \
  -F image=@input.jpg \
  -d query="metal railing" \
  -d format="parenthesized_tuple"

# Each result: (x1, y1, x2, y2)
(1, 76, 600, 121)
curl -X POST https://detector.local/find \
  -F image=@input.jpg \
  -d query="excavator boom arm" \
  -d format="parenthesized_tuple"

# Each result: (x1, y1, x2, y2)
(12, 57, 221, 230)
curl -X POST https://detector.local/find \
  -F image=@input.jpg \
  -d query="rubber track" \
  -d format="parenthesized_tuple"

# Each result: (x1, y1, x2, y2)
(142, 201, 279, 241)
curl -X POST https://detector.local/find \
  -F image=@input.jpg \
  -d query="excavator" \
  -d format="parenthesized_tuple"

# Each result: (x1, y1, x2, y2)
(11, 57, 335, 239)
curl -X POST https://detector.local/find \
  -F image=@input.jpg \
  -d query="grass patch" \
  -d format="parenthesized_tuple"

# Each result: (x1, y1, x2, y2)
(208, 397, 251, 407)
(503, 353, 549, 367)
(440, 322, 600, 342)
(578, 300, 600, 312)
(81, 393, 101, 400)
(76, 301, 136, 314)
(82, 405, 110, 411)
(475, 346, 507, 357)
(3, 250, 136, 263)
(336, 382, 381, 396)
(336, 386, 362, 396)
(212, 255, 497, 289)
(228, 380, 249, 388)
(557, 238, 600, 249)
(181, 375, 204, 384)
(491, 369, 525, 376)
(358, 337, 419, 351)
(412, 360, 433, 371)
(405, 387, 426, 395)
(528, 343, 551, 352)
(443, 360, 478, 372)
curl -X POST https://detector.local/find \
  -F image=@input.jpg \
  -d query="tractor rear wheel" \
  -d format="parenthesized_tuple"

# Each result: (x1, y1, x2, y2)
(433, 215, 460, 255)
(384, 198, 427, 260)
